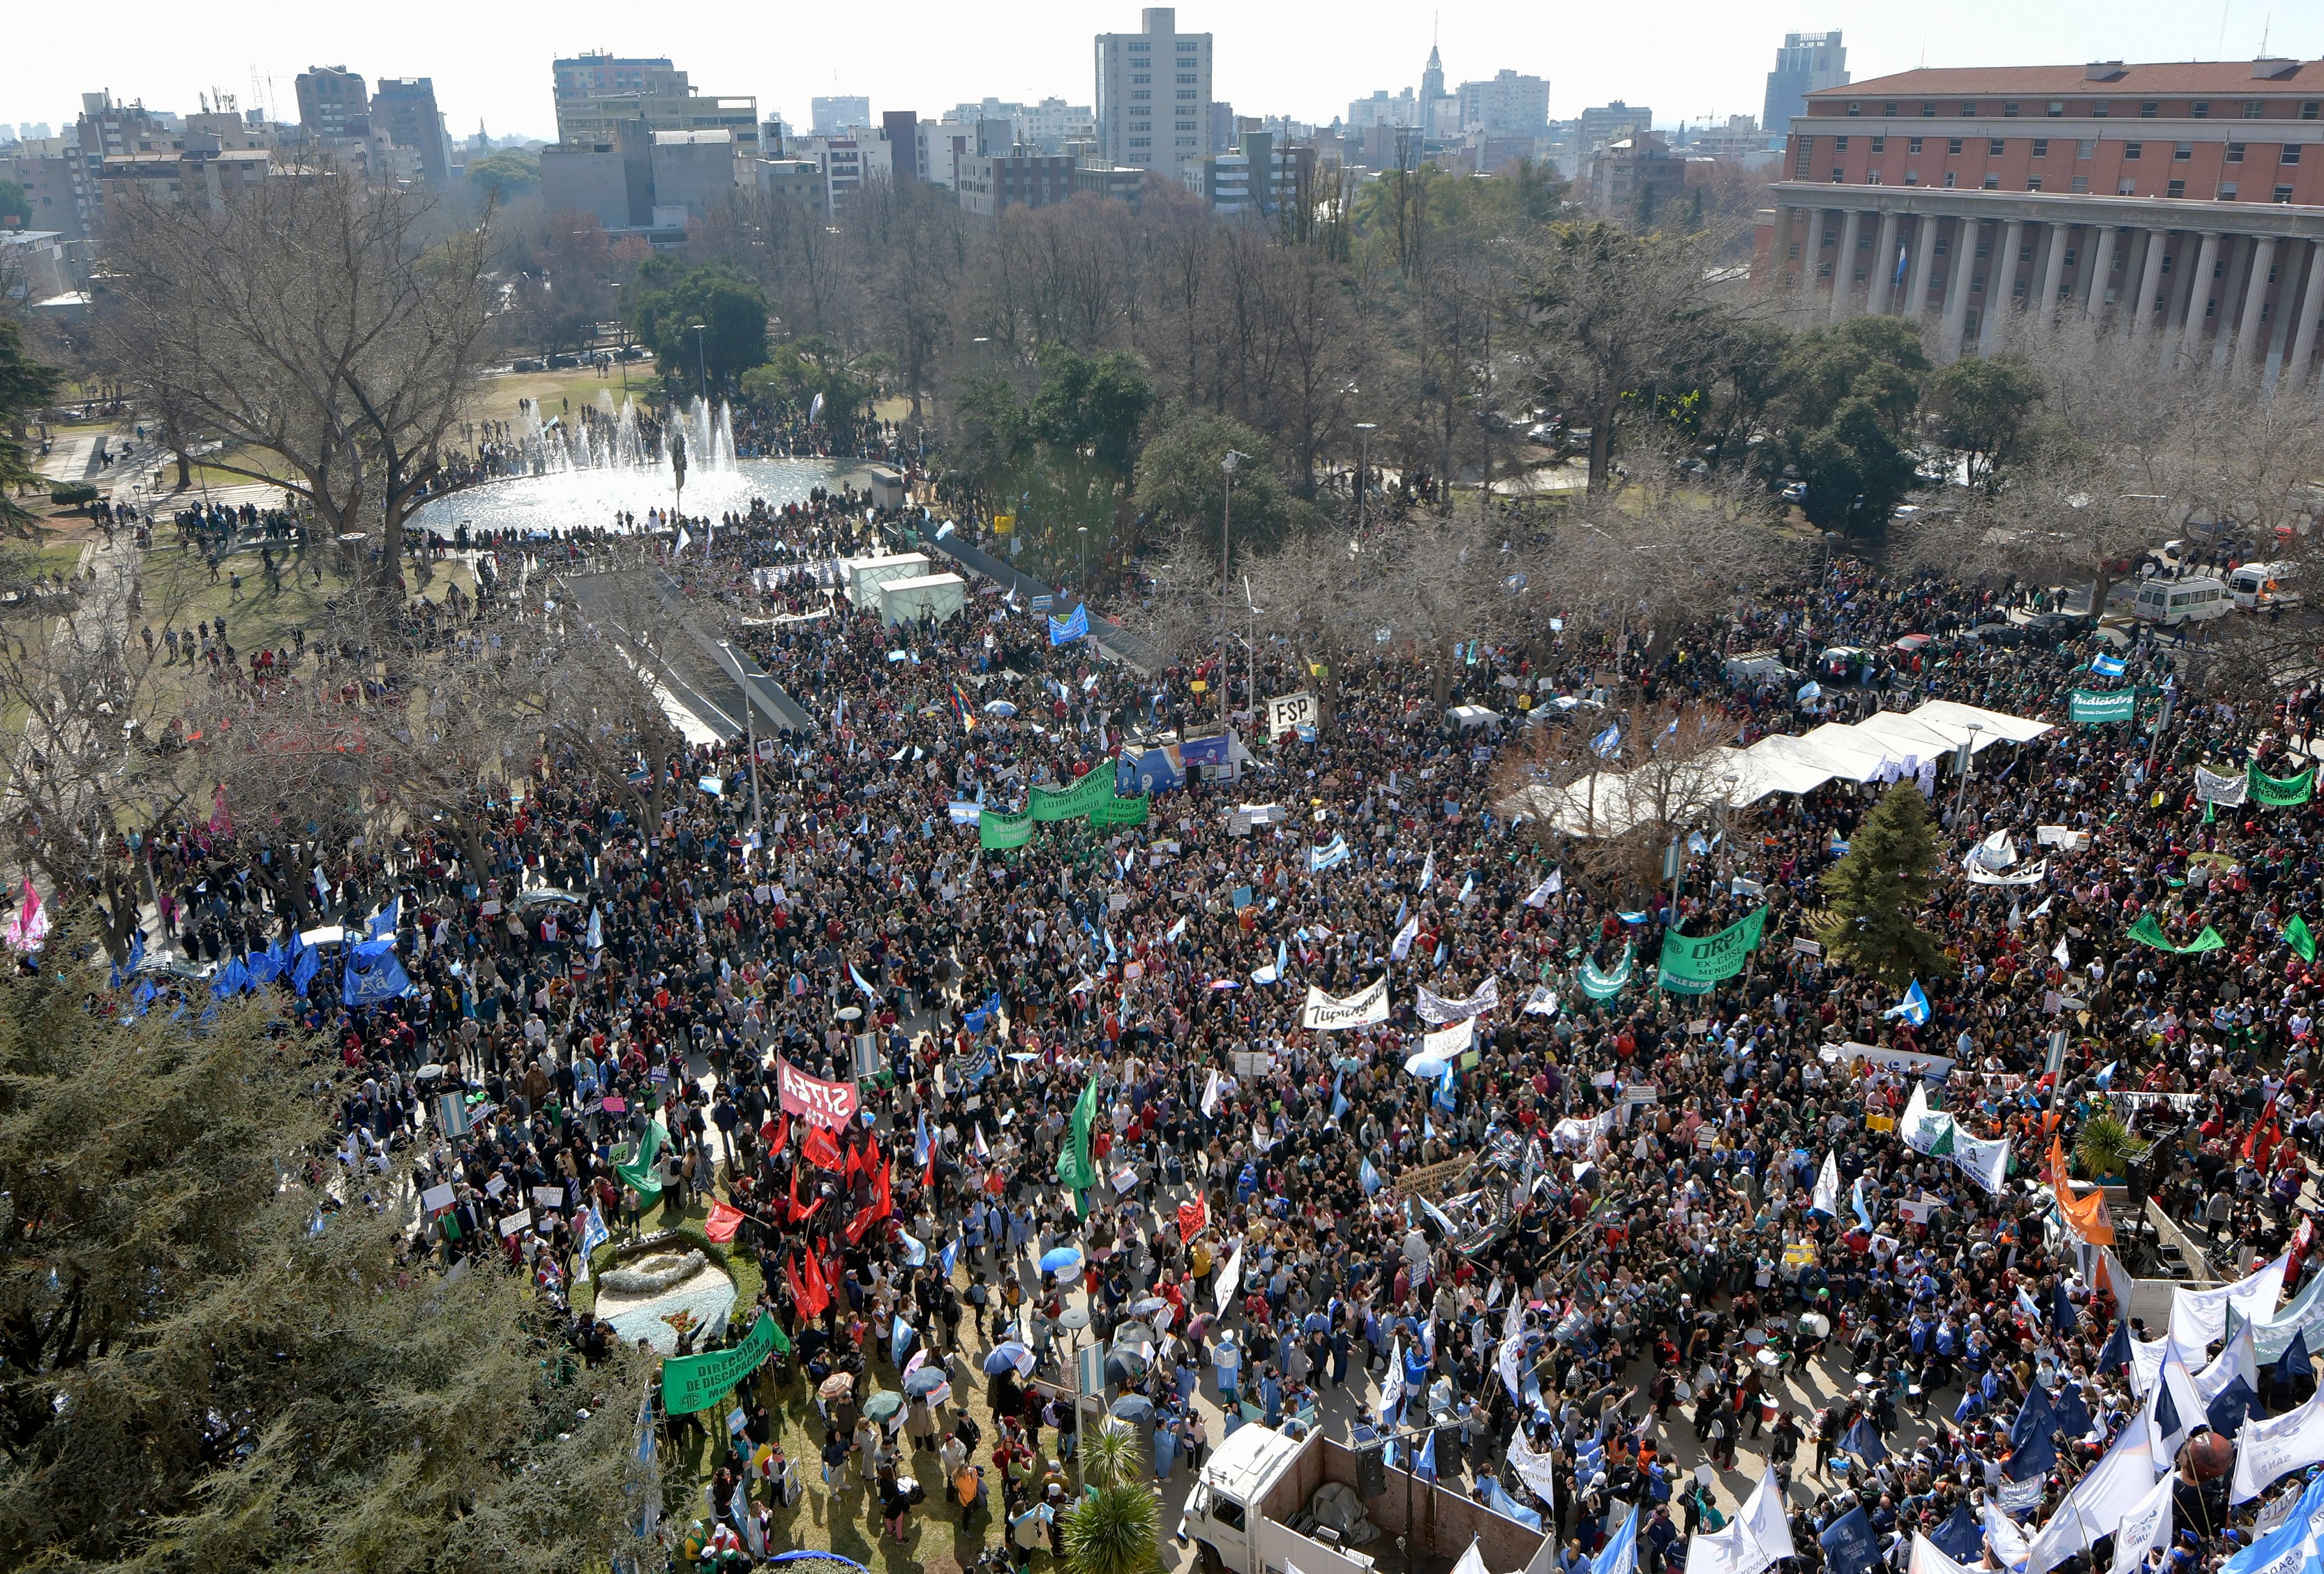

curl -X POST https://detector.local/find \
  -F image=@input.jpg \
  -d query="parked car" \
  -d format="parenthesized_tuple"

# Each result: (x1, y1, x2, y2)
(511, 358, 546, 373)
(1965, 622, 2027, 647)
(1781, 481, 1808, 504)
(2023, 611, 2094, 640)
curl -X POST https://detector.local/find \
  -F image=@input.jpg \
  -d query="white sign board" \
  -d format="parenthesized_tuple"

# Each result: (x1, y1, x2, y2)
(1266, 691, 1317, 742)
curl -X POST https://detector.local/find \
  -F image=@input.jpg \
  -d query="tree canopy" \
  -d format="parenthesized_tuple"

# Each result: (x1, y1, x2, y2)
(1817, 784, 1954, 987)
(629, 258, 770, 389)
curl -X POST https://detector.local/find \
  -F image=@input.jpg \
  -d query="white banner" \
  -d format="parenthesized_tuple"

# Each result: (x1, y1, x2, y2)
(1217, 1243, 1245, 1315)
(1423, 1017, 1477, 1059)
(1506, 1430, 1559, 1508)
(1967, 859, 2051, 887)
(2024, 1422, 2153, 1574)
(1302, 977, 1390, 1031)
(2196, 765, 2250, 807)
(2171, 1251, 2289, 1350)
(1824, 1041, 1958, 1078)
(1416, 975, 1499, 1025)
(2235, 1389, 2324, 1503)
(1951, 1129, 2011, 1194)
(1692, 1468, 1797, 1574)
(1265, 691, 1317, 742)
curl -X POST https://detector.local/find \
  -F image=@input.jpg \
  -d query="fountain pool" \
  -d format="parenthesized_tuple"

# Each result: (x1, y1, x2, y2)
(411, 391, 873, 537)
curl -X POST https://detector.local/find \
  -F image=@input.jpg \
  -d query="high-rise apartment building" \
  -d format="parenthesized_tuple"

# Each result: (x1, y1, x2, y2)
(813, 96, 871, 137)
(295, 66, 370, 138)
(1577, 101, 1653, 151)
(548, 54, 758, 170)
(1095, 7, 1214, 183)
(553, 54, 687, 121)
(370, 77, 451, 184)
(881, 110, 920, 178)
(1457, 70, 1551, 137)
(1762, 31, 1849, 138)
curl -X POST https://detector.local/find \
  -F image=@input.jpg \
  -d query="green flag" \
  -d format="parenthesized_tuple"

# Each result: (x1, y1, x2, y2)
(2069, 690, 2136, 725)
(1578, 945, 1634, 1000)
(616, 1119, 666, 1198)
(660, 1311, 783, 1414)
(2287, 915, 2316, 964)
(1056, 1075, 1100, 1192)
(2127, 913, 2226, 954)
(1656, 908, 1769, 994)
(1090, 793, 1150, 826)
(979, 810, 1033, 850)
(2250, 764, 2316, 807)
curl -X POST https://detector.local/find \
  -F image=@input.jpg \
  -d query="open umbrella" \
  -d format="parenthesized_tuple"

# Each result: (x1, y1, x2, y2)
(983, 700, 1017, 717)
(1113, 1321, 1158, 1350)
(862, 1391, 904, 1421)
(1039, 1246, 1085, 1277)
(1104, 1349, 1148, 1384)
(1127, 1297, 1169, 1321)
(984, 1341, 1034, 1377)
(819, 1372, 856, 1400)
(904, 1365, 949, 1398)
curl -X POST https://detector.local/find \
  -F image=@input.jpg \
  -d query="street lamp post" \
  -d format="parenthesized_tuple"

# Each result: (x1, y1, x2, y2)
(690, 322, 707, 403)
(1077, 524, 1088, 580)
(1951, 721, 1983, 825)
(1220, 451, 1247, 729)
(1352, 1418, 1455, 1574)
(1354, 421, 1377, 536)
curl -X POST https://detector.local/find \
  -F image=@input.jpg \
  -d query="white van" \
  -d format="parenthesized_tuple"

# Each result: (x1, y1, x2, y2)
(2132, 576, 2233, 626)
(2229, 562, 2301, 611)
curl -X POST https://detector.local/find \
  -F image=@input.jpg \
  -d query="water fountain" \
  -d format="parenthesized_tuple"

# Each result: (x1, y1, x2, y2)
(414, 392, 853, 537)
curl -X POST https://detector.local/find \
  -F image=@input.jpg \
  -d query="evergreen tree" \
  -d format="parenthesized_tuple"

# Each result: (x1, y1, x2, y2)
(1817, 784, 1953, 987)
(0, 917, 655, 1571)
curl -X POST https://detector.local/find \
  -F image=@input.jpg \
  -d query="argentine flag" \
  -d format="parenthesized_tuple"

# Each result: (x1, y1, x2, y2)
(1884, 980, 1932, 1026)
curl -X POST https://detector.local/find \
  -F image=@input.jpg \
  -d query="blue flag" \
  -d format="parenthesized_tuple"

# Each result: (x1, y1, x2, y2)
(2094, 1060, 2117, 1090)
(369, 895, 400, 940)
(1485, 1477, 1543, 1531)
(2281, 1327, 2314, 1387)
(964, 992, 1005, 1033)
(2207, 1377, 2267, 1440)
(890, 1316, 915, 1370)
(2009, 1384, 2055, 1451)
(341, 937, 412, 1007)
(2099, 1316, 2134, 1373)
(2051, 1383, 2094, 1439)
(2051, 1284, 2082, 1337)
(1360, 1159, 1384, 1196)
(942, 1238, 961, 1278)
(1414, 1429, 1437, 1482)
(292, 938, 320, 998)
(1884, 980, 1931, 1026)
(1819, 1507, 1879, 1574)
(1048, 604, 1090, 645)
(2004, 1424, 2056, 1485)
(1843, 1414, 1889, 1463)
(210, 956, 251, 1000)
(1850, 1174, 1874, 1229)
(1929, 1503, 1984, 1564)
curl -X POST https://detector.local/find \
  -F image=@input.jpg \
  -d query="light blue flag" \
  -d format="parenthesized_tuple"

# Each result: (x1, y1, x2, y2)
(1884, 980, 1931, 1026)
(368, 895, 400, 941)
(891, 1316, 915, 1369)
(1591, 721, 1621, 759)
(850, 961, 881, 1001)
(587, 907, 604, 950)
(1434, 1065, 1457, 1112)
(2092, 653, 2127, 677)
(942, 1238, 961, 1277)
(1360, 1158, 1384, 1196)
(901, 1231, 928, 1267)
(1486, 1478, 1543, 1530)
(915, 1111, 931, 1167)
(1048, 604, 1090, 645)
(1332, 1070, 1350, 1121)
(1852, 1174, 1875, 1230)
(2094, 1061, 2117, 1090)
(1591, 1504, 1639, 1574)
(1415, 1429, 1437, 1481)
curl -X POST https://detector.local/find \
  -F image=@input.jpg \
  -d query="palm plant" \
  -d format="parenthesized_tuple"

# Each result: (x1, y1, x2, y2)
(2074, 1112, 2148, 1179)
(1064, 1424, 1162, 1574)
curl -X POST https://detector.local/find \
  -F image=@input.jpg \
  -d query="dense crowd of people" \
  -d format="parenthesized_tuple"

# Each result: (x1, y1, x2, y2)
(77, 457, 2324, 1574)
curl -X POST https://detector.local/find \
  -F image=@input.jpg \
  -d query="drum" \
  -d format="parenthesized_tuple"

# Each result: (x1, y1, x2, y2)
(1756, 1349, 1783, 1375)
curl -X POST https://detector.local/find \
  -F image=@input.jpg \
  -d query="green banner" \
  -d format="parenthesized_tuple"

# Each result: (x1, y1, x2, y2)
(2287, 915, 2316, 964)
(660, 1310, 782, 1414)
(2069, 690, 2136, 725)
(1029, 769, 1116, 823)
(1656, 908, 1769, 994)
(979, 810, 1033, 850)
(1578, 945, 1634, 1000)
(2126, 913, 2226, 954)
(2250, 765, 2316, 807)
(1090, 793, 1150, 826)
(1056, 1075, 1099, 1192)
(616, 1120, 666, 1198)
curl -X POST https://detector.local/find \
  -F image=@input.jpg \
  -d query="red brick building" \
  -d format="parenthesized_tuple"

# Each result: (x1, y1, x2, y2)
(1752, 59, 2324, 390)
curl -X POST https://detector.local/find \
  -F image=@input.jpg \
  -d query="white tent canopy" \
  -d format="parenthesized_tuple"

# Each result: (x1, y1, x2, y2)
(1506, 699, 2053, 830)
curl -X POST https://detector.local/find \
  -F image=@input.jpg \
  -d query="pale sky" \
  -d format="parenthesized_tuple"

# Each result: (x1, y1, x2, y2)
(3, 0, 2319, 142)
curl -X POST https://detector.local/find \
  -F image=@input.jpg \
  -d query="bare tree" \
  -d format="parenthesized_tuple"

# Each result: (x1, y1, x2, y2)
(99, 167, 493, 612)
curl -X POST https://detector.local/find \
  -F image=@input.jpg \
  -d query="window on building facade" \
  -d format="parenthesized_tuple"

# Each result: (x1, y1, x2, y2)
(1176, 91, 1196, 100)
(1846, 101, 1860, 116)
(2140, 101, 2159, 117)
(1133, 73, 1150, 83)
(1988, 137, 2005, 155)
(1132, 90, 1150, 100)
(2285, 146, 2302, 163)
(2077, 139, 2096, 158)
(1177, 74, 1196, 84)
(1921, 102, 1937, 117)
(1944, 171, 1958, 187)
(2032, 139, 2048, 157)
(1796, 149, 1813, 178)
(2243, 100, 2263, 119)
(1961, 102, 1977, 116)
(1905, 171, 1920, 185)
(2124, 142, 2142, 159)
(2117, 179, 2136, 194)
(1868, 170, 1883, 183)
(2048, 101, 2066, 117)
(2071, 175, 2089, 192)
(2174, 142, 2192, 159)
(2227, 143, 2244, 162)
(1831, 168, 1844, 182)
(2062, 247, 2078, 267)
(1948, 137, 1964, 154)
(1883, 101, 1898, 115)
(2004, 102, 2020, 117)
(1909, 136, 1924, 153)
(1982, 173, 2000, 188)
(2025, 177, 2042, 190)
(2191, 101, 2210, 118)
(2093, 102, 2112, 117)
(2167, 179, 2185, 197)
(2306, 102, 2323, 119)
(1870, 136, 1884, 152)
(2274, 184, 2294, 202)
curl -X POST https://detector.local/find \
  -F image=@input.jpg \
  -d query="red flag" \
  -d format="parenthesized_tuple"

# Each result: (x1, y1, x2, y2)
(801, 1249, 832, 1316)
(786, 1252, 810, 1312)
(803, 1125, 844, 1171)
(705, 1201, 745, 1243)
(770, 1114, 790, 1160)
(845, 1142, 865, 1186)
(876, 1157, 894, 1221)
(924, 1142, 937, 1192)
(788, 1165, 806, 1222)
(846, 1200, 882, 1245)
(1178, 1195, 1208, 1242)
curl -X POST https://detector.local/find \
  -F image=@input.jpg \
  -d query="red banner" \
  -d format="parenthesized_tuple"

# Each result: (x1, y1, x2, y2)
(778, 1058, 860, 1132)
(1178, 1197, 1208, 1243)
(705, 1201, 745, 1243)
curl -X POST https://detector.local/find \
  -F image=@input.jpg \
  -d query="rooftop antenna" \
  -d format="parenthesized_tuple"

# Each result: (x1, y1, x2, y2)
(2217, 0, 2232, 57)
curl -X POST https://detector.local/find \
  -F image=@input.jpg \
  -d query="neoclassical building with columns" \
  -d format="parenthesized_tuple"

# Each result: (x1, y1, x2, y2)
(1751, 57, 2324, 390)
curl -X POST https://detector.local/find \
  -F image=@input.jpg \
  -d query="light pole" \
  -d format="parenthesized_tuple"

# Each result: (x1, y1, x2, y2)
(1243, 576, 1261, 728)
(690, 322, 707, 404)
(1354, 421, 1377, 537)
(1220, 450, 1247, 728)
(1951, 721, 1982, 825)
(1077, 524, 1088, 581)
(1352, 1418, 1456, 1574)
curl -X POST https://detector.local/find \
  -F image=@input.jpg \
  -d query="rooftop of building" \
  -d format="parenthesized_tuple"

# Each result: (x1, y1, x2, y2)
(1813, 58, 2324, 97)
(652, 129, 733, 147)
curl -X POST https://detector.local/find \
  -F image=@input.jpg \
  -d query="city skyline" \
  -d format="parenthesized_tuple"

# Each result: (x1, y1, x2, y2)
(6, 0, 2320, 147)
